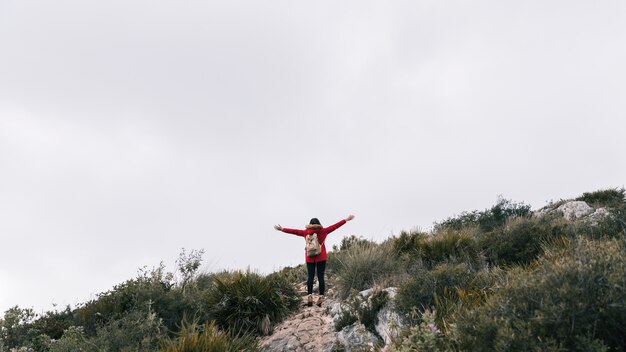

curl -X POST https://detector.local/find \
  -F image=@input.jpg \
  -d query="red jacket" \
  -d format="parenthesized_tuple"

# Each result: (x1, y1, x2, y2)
(281, 219, 347, 263)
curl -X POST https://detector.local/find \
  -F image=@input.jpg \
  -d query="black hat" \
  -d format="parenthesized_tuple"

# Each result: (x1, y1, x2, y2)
(309, 218, 321, 225)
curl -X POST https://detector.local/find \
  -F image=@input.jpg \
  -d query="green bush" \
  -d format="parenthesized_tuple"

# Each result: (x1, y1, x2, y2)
(329, 241, 402, 299)
(48, 326, 97, 352)
(479, 215, 571, 266)
(395, 266, 435, 323)
(422, 229, 483, 268)
(595, 204, 626, 239)
(434, 197, 531, 232)
(395, 262, 500, 328)
(576, 188, 625, 209)
(74, 263, 174, 336)
(265, 264, 307, 286)
(90, 309, 166, 352)
(48, 310, 166, 352)
(390, 309, 449, 352)
(391, 230, 429, 258)
(159, 320, 259, 352)
(29, 306, 74, 341)
(454, 237, 626, 351)
(0, 306, 37, 349)
(332, 235, 378, 252)
(205, 270, 299, 336)
(73, 260, 214, 338)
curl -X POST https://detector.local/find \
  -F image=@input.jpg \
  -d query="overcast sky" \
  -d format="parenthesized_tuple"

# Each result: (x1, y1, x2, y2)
(1, 0, 625, 314)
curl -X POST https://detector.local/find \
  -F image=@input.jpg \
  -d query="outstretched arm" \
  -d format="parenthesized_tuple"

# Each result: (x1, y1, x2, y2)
(274, 224, 307, 236)
(325, 215, 355, 234)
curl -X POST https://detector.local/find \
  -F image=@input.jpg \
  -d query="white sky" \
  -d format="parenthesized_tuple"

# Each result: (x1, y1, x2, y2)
(1, 0, 625, 314)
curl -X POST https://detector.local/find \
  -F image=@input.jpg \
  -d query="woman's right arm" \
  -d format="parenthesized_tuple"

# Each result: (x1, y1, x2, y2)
(274, 225, 306, 236)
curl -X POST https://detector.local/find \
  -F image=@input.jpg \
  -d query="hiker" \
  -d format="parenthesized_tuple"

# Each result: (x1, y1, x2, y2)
(274, 215, 355, 306)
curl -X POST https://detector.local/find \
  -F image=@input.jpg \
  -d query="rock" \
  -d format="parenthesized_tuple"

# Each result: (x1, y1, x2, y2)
(261, 287, 404, 352)
(337, 322, 381, 351)
(330, 287, 403, 351)
(260, 297, 339, 352)
(328, 301, 343, 325)
(557, 201, 594, 221)
(587, 207, 610, 224)
(535, 200, 613, 225)
(375, 288, 402, 346)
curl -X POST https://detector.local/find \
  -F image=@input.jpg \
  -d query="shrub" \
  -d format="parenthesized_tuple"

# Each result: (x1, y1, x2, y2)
(330, 241, 402, 299)
(72, 261, 210, 337)
(29, 306, 74, 341)
(422, 229, 483, 268)
(395, 266, 435, 323)
(48, 326, 97, 352)
(74, 263, 174, 336)
(0, 306, 37, 349)
(595, 203, 626, 239)
(205, 270, 299, 336)
(435, 197, 531, 232)
(454, 237, 626, 351)
(479, 215, 570, 266)
(576, 188, 625, 209)
(395, 262, 499, 328)
(390, 309, 449, 352)
(90, 309, 166, 352)
(391, 230, 429, 258)
(265, 264, 307, 286)
(332, 235, 378, 252)
(159, 320, 259, 352)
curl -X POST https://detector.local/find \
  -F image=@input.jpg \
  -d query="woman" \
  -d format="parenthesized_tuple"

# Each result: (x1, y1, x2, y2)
(274, 215, 355, 306)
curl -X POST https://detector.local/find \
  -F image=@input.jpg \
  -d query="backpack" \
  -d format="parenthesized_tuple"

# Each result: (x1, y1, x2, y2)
(305, 232, 322, 257)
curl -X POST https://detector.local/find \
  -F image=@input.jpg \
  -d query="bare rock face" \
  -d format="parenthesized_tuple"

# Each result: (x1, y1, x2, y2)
(328, 287, 403, 351)
(587, 207, 610, 224)
(557, 201, 595, 220)
(259, 298, 340, 352)
(261, 287, 404, 352)
(535, 200, 611, 224)
(375, 288, 402, 346)
(336, 322, 380, 351)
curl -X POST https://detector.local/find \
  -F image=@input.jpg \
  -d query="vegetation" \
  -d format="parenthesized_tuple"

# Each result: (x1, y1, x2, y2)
(0, 249, 298, 351)
(3, 188, 625, 351)
(205, 270, 300, 336)
(328, 239, 402, 299)
(325, 191, 624, 351)
(576, 187, 625, 209)
(454, 237, 626, 351)
(434, 197, 531, 232)
(159, 320, 260, 352)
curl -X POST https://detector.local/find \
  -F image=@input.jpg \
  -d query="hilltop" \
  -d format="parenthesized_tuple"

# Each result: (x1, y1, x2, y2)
(1, 188, 625, 351)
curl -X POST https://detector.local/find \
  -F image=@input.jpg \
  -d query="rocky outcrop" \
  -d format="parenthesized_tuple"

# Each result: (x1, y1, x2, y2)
(328, 287, 403, 351)
(259, 300, 339, 352)
(260, 287, 403, 352)
(556, 201, 594, 220)
(535, 200, 610, 224)
(374, 288, 402, 346)
(336, 323, 380, 351)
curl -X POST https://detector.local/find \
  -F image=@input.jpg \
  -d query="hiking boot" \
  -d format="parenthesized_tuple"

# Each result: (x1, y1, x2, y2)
(316, 295, 325, 306)
(306, 294, 313, 307)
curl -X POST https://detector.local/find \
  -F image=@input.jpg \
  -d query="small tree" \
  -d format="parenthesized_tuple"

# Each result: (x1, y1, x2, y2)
(176, 248, 205, 292)
(0, 306, 36, 348)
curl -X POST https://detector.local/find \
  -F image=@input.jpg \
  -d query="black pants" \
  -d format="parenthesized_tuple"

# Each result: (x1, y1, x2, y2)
(306, 261, 326, 295)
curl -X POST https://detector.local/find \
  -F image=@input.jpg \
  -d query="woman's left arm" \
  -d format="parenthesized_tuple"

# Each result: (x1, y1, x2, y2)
(325, 215, 355, 234)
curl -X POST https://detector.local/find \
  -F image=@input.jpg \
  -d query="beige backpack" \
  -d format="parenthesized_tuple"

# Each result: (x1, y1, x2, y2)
(305, 233, 322, 257)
